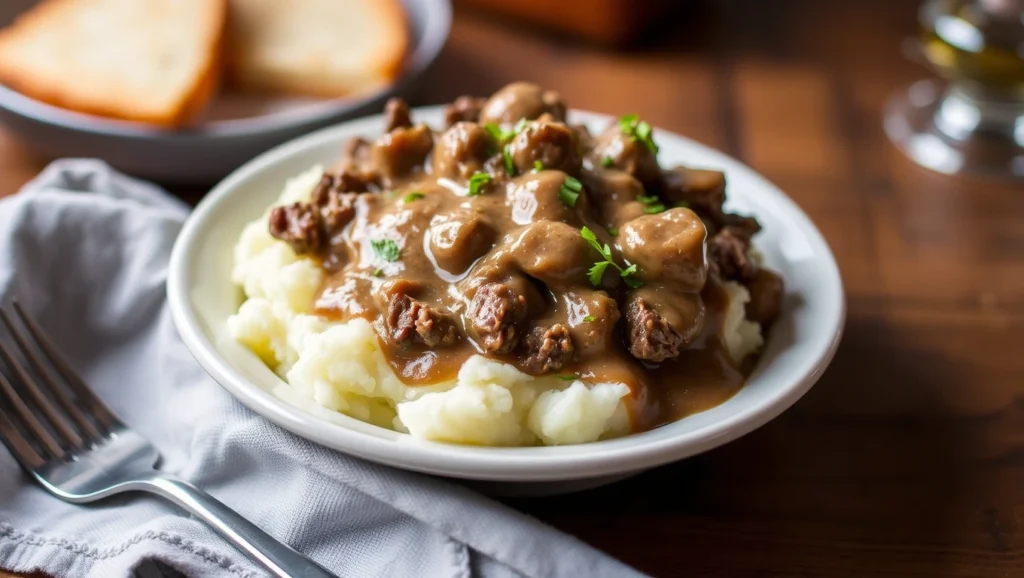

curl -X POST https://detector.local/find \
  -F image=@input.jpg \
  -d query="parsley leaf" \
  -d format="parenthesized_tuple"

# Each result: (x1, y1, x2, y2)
(608, 227, 619, 236)
(533, 160, 544, 173)
(467, 172, 492, 196)
(618, 114, 659, 154)
(371, 239, 400, 263)
(636, 193, 666, 214)
(583, 315, 596, 322)
(403, 192, 425, 203)
(588, 261, 610, 286)
(601, 156, 614, 168)
(558, 175, 583, 207)
(580, 226, 642, 288)
(373, 268, 384, 277)
(502, 146, 515, 176)
(483, 123, 506, 142)
(558, 374, 579, 381)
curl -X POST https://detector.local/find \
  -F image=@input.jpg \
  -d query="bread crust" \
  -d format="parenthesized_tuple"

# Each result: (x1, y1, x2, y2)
(0, 0, 228, 127)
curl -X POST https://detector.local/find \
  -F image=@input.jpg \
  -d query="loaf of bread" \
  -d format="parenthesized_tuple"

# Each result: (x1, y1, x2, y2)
(0, 0, 228, 127)
(226, 0, 408, 97)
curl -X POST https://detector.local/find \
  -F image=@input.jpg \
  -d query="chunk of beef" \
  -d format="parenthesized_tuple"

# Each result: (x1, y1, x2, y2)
(479, 82, 567, 126)
(592, 123, 661, 187)
(371, 124, 434, 181)
(507, 121, 581, 175)
(386, 293, 458, 347)
(504, 220, 590, 285)
(522, 324, 574, 374)
(427, 210, 496, 275)
(384, 98, 412, 132)
(431, 122, 494, 179)
(745, 268, 784, 326)
(618, 208, 708, 290)
(625, 297, 684, 363)
(467, 282, 528, 353)
(444, 95, 486, 127)
(320, 190, 358, 235)
(708, 227, 756, 281)
(722, 213, 761, 241)
(624, 288, 705, 362)
(661, 167, 727, 226)
(269, 203, 322, 255)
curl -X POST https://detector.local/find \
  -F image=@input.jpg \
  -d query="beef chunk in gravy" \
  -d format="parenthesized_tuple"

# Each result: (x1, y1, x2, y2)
(444, 95, 486, 127)
(278, 82, 784, 431)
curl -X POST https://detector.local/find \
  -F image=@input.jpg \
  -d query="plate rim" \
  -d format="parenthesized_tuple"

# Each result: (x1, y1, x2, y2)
(167, 106, 846, 481)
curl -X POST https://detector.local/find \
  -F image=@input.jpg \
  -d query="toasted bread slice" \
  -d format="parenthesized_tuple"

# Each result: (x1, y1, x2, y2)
(0, 0, 227, 127)
(227, 0, 408, 98)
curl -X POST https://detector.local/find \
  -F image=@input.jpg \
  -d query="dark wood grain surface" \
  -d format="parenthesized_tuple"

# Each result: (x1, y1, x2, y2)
(2, 1, 1023, 577)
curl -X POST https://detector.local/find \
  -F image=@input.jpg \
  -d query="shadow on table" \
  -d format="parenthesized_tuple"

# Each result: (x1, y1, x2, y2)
(507, 311, 988, 576)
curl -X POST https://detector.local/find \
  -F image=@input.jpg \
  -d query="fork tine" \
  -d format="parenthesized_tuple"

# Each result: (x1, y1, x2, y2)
(0, 368, 63, 459)
(0, 405, 45, 469)
(0, 309, 103, 442)
(0, 338, 83, 449)
(11, 301, 118, 431)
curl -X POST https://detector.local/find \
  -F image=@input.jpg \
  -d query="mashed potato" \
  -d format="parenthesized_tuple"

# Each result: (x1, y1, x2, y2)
(228, 166, 764, 446)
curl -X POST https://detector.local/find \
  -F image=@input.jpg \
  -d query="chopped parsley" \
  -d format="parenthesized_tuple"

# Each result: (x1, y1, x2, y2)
(618, 114, 659, 154)
(373, 268, 384, 277)
(484, 118, 528, 145)
(636, 193, 666, 214)
(558, 175, 583, 207)
(583, 315, 596, 323)
(608, 227, 619, 236)
(601, 156, 614, 168)
(403, 192, 425, 203)
(533, 160, 544, 173)
(371, 239, 401, 263)
(502, 146, 515, 176)
(580, 226, 643, 288)
(557, 374, 579, 381)
(467, 172, 492, 196)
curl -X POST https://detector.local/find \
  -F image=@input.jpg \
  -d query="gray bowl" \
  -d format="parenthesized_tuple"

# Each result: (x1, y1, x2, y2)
(0, 0, 451, 185)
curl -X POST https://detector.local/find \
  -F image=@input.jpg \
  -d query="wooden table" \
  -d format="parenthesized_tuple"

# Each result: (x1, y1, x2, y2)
(3, 1, 1023, 576)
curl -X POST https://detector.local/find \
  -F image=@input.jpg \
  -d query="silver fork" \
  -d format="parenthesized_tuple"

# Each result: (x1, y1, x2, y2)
(0, 302, 338, 578)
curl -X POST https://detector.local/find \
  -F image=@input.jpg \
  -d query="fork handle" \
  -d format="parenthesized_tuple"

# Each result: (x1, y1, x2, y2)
(141, 476, 339, 578)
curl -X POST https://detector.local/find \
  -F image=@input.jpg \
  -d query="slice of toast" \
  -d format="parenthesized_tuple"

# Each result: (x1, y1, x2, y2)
(0, 0, 227, 127)
(227, 0, 408, 98)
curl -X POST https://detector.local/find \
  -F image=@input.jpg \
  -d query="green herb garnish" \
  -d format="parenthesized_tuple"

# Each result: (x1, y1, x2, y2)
(557, 374, 578, 381)
(608, 227, 619, 236)
(373, 268, 384, 277)
(403, 192, 425, 203)
(484, 118, 528, 145)
(502, 146, 515, 176)
(637, 193, 666, 214)
(618, 114, 659, 154)
(371, 239, 401, 263)
(601, 156, 614, 168)
(583, 315, 596, 322)
(580, 226, 643, 288)
(533, 160, 544, 173)
(558, 175, 582, 207)
(467, 172, 492, 196)
(675, 201, 690, 208)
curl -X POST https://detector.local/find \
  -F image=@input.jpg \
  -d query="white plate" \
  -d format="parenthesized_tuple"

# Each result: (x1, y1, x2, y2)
(167, 107, 846, 483)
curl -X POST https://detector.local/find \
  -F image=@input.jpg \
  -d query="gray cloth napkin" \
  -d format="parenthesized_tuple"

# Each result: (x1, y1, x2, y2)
(0, 160, 643, 578)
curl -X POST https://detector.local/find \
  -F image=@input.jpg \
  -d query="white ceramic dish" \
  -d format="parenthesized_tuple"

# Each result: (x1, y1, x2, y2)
(167, 106, 845, 485)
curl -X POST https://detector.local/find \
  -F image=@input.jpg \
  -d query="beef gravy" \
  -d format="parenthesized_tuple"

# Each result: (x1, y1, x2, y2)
(270, 83, 783, 432)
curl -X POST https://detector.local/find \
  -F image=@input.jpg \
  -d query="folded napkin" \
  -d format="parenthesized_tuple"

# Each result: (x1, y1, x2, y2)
(0, 160, 644, 578)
